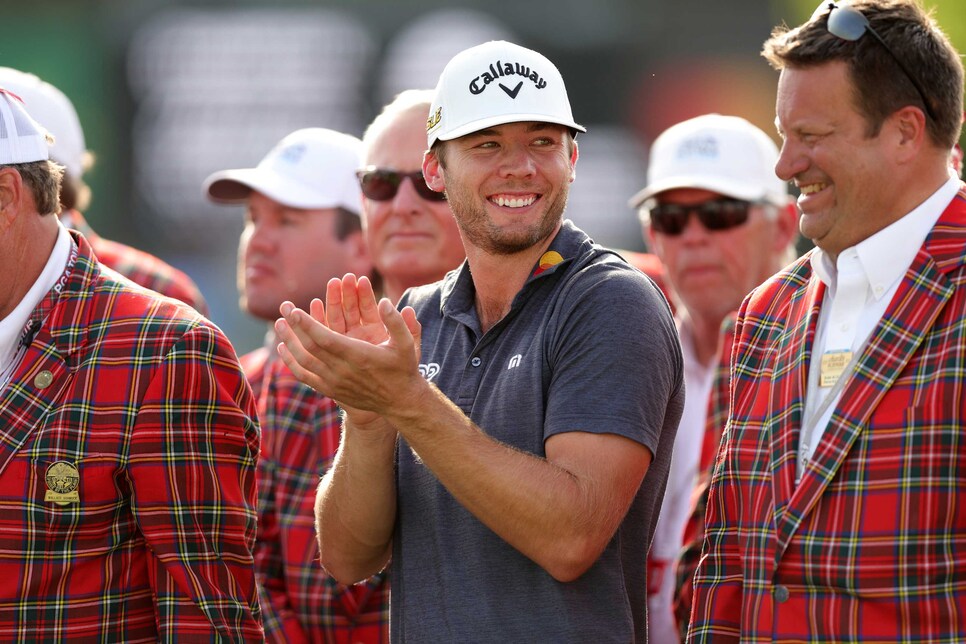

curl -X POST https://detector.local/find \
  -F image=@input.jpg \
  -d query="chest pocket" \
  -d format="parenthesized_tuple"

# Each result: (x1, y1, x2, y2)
(16, 454, 125, 531)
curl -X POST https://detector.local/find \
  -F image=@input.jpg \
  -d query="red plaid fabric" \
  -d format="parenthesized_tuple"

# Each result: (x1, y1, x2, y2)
(689, 185, 966, 642)
(674, 313, 736, 637)
(245, 346, 389, 643)
(62, 209, 209, 316)
(0, 231, 262, 641)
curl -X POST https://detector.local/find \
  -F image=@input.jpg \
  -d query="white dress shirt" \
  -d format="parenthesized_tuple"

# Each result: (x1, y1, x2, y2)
(648, 319, 715, 643)
(799, 176, 961, 480)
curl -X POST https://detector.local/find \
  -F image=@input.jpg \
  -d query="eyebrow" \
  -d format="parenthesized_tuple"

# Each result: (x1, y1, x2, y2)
(466, 122, 561, 138)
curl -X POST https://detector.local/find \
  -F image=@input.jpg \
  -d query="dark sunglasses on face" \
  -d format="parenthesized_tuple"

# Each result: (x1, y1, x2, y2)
(647, 198, 756, 236)
(356, 166, 447, 202)
(819, 1, 937, 121)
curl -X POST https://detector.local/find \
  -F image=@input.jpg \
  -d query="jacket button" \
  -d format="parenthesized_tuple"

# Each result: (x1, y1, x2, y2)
(34, 370, 54, 389)
(774, 585, 790, 603)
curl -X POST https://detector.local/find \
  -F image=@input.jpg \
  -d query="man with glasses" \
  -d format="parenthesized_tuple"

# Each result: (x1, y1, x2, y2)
(276, 40, 684, 641)
(689, 1, 965, 641)
(628, 113, 797, 643)
(358, 89, 466, 303)
(204, 128, 383, 642)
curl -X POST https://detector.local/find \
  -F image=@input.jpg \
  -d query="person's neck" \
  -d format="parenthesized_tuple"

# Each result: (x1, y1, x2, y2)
(680, 311, 727, 368)
(0, 215, 60, 320)
(467, 238, 555, 334)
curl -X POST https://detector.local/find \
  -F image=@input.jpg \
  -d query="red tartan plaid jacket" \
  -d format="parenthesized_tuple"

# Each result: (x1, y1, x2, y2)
(245, 347, 389, 644)
(62, 209, 210, 316)
(689, 184, 966, 642)
(0, 231, 262, 641)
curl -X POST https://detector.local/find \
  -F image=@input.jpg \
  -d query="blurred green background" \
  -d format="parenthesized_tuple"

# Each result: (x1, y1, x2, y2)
(3, 0, 963, 354)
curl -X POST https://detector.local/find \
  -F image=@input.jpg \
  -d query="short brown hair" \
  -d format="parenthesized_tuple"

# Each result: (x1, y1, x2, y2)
(4, 160, 64, 216)
(762, 0, 963, 148)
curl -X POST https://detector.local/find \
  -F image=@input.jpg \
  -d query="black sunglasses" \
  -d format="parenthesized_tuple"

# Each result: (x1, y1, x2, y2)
(821, 1, 937, 121)
(356, 167, 446, 202)
(647, 198, 756, 236)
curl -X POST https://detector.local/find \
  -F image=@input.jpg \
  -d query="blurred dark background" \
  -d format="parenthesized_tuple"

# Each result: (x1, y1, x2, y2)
(4, 0, 963, 354)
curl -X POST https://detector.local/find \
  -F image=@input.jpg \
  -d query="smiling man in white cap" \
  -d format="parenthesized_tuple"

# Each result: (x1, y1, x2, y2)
(0, 87, 261, 639)
(628, 113, 798, 642)
(204, 127, 383, 642)
(276, 40, 684, 642)
(0, 67, 209, 315)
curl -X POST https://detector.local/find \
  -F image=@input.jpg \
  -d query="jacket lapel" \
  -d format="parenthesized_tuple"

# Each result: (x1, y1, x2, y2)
(775, 186, 966, 554)
(769, 262, 824, 533)
(0, 233, 92, 477)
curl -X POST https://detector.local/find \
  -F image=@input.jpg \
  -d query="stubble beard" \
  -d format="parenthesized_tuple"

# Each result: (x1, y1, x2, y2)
(448, 182, 570, 256)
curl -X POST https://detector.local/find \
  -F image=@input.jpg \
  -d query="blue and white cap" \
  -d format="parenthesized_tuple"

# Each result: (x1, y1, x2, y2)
(204, 128, 363, 214)
(629, 114, 788, 209)
(426, 40, 585, 147)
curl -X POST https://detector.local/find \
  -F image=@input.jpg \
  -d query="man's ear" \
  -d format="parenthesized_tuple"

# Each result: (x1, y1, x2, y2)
(772, 201, 800, 256)
(0, 168, 24, 232)
(891, 105, 928, 165)
(569, 138, 578, 184)
(422, 149, 445, 194)
(345, 228, 373, 278)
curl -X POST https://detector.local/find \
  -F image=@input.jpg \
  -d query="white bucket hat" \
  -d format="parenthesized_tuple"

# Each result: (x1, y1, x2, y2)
(628, 114, 787, 209)
(426, 40, 585, 147)
(204, 128, 364, 213)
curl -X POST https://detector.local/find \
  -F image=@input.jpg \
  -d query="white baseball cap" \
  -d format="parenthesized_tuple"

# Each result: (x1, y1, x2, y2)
(628, 114, 787, 209)
(0, 68, 84, 177)
(0, 86, 49, 167)
(204, 128, 364, 213)
(426, 40, 585, 147)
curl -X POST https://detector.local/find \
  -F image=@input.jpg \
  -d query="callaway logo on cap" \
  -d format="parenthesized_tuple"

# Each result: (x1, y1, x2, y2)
(426, 40, 586, 147)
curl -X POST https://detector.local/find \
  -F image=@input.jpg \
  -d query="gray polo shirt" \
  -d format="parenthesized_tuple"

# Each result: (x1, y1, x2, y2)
(393, 220, 684, 643)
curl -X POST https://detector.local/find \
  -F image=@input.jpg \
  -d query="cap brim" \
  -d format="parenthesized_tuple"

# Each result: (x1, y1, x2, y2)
(204, 168, 347, 210)
(434, 113, 586, 143)
(628, 174, 769, 209)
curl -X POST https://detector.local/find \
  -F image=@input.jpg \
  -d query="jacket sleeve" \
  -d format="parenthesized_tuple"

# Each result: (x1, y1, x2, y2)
(128, 321, 263, 641)
(255, 451, 310, 644)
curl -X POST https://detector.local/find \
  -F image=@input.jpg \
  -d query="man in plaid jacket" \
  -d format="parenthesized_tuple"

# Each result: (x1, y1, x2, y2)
(206, 127, 384, 642)
(0, 89, 262, 639)
(0, 67, 209, 316)
(688, 1, 966, 641)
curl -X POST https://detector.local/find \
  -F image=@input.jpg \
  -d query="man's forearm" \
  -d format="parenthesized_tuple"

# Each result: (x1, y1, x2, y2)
(315, 416, 397, 583)
(384, 381, 651, 582)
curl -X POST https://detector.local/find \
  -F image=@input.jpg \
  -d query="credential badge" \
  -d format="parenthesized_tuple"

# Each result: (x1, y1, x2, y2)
(45, 461, 80, 506)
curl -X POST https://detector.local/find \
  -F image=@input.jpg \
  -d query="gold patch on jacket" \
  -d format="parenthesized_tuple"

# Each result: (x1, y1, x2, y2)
(45, 461, 80, 506)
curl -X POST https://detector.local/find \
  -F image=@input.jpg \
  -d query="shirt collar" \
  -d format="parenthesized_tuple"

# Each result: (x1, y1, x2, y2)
(810, 175, 961, 299)
(0, 222, 72, 364)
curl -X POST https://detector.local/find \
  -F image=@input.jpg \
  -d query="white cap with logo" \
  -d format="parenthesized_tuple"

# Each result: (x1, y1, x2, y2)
(204, 128, 364, 213)
(0, 86, 49, 166)
(0, 68, 84, 177)
(426, 40, 585, 147)
(628, 113, 787, 209)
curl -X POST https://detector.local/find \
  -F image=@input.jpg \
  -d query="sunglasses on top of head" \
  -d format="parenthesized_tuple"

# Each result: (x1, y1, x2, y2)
(819, 1, 937, 121)
(356, 167, 447, 202)
(646, 198, 759, 236)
